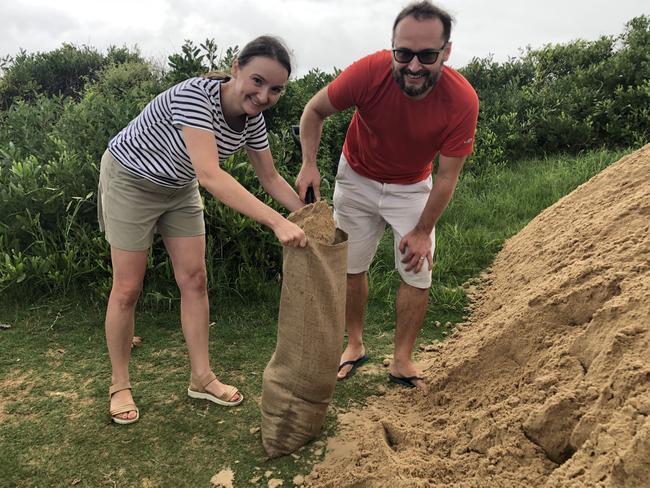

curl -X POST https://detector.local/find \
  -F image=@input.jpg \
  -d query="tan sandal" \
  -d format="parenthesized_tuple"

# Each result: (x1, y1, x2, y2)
(109, 382, 140, 425)
(187, 371, 243, 407)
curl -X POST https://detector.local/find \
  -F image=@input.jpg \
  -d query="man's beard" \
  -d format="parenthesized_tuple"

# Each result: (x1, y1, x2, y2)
(392, 66, 441, 97)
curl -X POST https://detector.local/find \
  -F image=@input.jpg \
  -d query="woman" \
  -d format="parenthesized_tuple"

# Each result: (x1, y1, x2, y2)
(99, 36, 306, 424)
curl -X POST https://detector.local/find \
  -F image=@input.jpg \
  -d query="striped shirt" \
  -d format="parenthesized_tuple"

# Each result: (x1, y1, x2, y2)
(108, 77, 269, 188)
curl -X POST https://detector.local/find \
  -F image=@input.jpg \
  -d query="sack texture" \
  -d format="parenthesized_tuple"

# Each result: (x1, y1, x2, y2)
(261, 204, 347, 458)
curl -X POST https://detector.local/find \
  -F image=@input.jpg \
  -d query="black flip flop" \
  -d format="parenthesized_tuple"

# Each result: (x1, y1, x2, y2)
(337, 354, 369, 380)
(388, 373, 425, 388)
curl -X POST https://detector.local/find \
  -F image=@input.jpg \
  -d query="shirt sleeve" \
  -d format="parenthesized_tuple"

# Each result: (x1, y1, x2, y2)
(169, 80, 214, 132)
(327, 54, 374, 111)
(440, 87, 479, 158)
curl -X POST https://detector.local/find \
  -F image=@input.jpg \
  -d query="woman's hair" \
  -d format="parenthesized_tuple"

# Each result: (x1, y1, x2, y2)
(203, 71, 230, 80)
(238, 35, 292, 76)
(203, 35, 292, 80)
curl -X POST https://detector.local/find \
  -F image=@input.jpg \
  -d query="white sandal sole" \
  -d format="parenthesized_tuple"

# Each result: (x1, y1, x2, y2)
(111, 414, 139, 425)
(187, 388, 243, 407)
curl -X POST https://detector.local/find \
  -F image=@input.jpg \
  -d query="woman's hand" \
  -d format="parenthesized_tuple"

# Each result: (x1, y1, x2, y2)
(272, 218, 308, 247)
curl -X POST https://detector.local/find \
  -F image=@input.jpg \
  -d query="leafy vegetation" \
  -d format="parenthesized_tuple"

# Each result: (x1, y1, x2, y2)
(0, 17, 648, 301)
(0, 17, 646, 487)
(463, 15, 650, 170)
(0, 147, 628, 487)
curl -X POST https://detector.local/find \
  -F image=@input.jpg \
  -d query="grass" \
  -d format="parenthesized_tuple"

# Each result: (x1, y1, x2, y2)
(0, 147, 630, 487)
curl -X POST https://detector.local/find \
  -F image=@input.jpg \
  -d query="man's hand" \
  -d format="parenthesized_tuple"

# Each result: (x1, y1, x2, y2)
(399, 228, 433, 272)
(396, 154, 466, 272)
(295, 86, 340, 203)
(295, 164, 321, 203)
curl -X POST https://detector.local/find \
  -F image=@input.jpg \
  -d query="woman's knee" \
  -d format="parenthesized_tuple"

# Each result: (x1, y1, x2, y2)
(175, 267, 207, 295)
(110, 281, 142, 308)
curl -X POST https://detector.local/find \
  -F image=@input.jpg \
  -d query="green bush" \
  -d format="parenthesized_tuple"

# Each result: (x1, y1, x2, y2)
(0, 95, 65, 162)
(266, 68, 352, 183)
(53, 61, 164, 161)
(165, 39, 238, 86)
(0, 18, 648, 300)
(0, 44, 144, 109)
(0, 144, 108, 296)
(462, 15, 650, 169)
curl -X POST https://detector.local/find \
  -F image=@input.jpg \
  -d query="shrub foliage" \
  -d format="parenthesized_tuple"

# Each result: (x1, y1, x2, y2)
(0, 18, 648, 300)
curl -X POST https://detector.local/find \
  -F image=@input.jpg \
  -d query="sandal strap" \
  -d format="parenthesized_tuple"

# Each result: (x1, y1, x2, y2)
(219, 386, 239, 402)
(109, 381, 132, 397)
(110, 403, 139, 416)
(189, 371, 217, 392)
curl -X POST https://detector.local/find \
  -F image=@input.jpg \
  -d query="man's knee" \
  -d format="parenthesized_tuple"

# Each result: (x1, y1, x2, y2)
(347, 271, 368, 288)
(347, 271, 367, 280)
(403, 281, 430, 291)
(398, 271, 432, 290)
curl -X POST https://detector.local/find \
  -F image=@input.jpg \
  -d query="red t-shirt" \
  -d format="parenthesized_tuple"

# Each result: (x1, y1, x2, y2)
(328, 50, 479, 184)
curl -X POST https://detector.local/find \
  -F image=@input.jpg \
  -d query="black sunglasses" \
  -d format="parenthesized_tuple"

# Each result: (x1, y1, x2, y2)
(392, 45, 446, 65)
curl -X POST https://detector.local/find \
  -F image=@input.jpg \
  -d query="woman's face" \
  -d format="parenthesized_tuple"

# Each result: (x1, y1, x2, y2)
(230, 56, 288, 116)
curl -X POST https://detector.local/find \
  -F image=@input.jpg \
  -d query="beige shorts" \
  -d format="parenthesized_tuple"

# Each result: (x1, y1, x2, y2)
(332, 154, 435, 288)
(97, 150, 205, 251)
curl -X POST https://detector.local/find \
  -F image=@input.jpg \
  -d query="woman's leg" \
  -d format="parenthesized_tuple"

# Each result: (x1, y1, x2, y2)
(106, 246, 148, 420)
(163, 235, 241, 402)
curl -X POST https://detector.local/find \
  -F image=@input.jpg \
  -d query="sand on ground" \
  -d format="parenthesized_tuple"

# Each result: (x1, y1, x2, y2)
(307, 145, 650, 488)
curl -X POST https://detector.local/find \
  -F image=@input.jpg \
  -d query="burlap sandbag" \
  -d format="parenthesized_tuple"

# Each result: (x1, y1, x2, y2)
(261, 202, 347, 458)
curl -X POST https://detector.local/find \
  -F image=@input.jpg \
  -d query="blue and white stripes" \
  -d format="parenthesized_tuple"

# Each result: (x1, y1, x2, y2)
(108, 77, 269, 188)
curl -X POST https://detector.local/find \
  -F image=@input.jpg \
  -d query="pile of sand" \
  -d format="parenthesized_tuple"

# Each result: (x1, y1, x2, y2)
(307, 145, 650, 487)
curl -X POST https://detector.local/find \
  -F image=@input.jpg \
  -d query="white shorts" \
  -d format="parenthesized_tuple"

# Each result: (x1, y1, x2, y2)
(332, 154, 435, 289)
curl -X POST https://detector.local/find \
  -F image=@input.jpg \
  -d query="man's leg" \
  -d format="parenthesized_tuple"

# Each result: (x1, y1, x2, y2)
(337, 271, 369, 379)
(391, 281, 429, 390)
(381, 176, 435, 391)
(332, 155, 385, 379)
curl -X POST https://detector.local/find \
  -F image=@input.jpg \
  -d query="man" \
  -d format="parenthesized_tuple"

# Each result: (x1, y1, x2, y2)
(295, 1, 479, 390)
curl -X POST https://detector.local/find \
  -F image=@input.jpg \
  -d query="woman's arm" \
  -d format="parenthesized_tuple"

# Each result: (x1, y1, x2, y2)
(182, 126, 306, 247)
(246, 147, 303, 213)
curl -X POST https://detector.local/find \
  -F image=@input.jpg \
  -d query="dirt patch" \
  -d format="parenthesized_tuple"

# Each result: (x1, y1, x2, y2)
(149, 349, 185, 359)
(357, 361, 389, 378)
(0, 371, 35, 422)
(307, 145, 650, 487)
(210, 467, 234, 487)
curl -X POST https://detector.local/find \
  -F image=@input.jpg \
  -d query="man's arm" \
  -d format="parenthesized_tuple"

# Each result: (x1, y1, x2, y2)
(295, 87, 340, 201)
(246, 147, 303, 213)
(399, 154, 467, 272)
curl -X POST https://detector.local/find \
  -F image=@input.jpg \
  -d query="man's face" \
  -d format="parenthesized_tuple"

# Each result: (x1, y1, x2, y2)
(391, 16, 451, 99)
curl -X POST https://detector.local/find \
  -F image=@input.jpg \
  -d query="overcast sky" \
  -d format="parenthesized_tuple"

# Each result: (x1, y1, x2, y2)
(2, 0, 648, 76)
